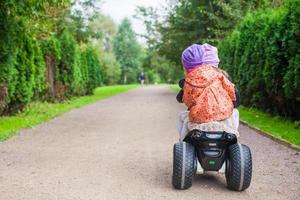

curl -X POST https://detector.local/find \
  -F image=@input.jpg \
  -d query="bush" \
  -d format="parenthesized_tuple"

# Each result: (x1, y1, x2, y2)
(32, 39, 46, 99)
(0, 2, 106, 115)
(142, 51, 182, 84)
(59, 30, 84, 96)
(42, 35, 62, 99)
(100, 52, 121, 85)
(218, 0, 300, 119)
(146, 70, 160, 84)
(84, 45, 103, 93)
(12, 31, 46, 110)
(0, 16, 46, 113)
(0, 3, 17, 113)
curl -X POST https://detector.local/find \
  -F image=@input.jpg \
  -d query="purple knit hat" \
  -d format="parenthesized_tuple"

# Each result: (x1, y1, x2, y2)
(181, 43, 220, 71)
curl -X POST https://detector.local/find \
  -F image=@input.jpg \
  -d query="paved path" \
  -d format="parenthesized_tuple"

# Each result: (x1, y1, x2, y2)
(0, 86, 299, 200)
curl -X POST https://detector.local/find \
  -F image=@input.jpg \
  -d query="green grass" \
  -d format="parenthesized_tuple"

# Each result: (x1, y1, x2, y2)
(169, 85, 300, 147)
(170, 84, 180, 92)
(239, 106, 300, 147)
(0, 85, 137, 141)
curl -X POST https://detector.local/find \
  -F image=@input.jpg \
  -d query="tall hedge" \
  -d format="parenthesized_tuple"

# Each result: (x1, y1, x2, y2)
(79, 47, 89, 94)
(218, 0, 300, 119)
(0, 27, 104, 114)
(84, 45, 103, 93)
(0, 19, 46, 112)
(58, 30, 84, 96)
(0, 2, 105, 115)
(13, 33, 46, 106)
(42, 35, 62, 99)
(32, 39, 46, 99)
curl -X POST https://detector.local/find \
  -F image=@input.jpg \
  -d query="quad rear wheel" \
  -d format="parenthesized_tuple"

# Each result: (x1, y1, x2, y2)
(226, 143, 252, 191)
(172, 142, 196, 189)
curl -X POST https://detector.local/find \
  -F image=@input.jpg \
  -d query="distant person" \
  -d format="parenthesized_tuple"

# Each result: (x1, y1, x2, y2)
(139, 72, 145, 85)
(176, 43, 240, 141)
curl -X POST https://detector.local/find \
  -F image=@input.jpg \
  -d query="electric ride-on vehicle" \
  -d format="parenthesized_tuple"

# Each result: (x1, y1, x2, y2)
(172, 129, 252, 191)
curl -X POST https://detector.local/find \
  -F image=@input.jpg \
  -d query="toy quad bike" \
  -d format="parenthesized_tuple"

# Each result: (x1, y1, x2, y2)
(172, 129, 252, 191)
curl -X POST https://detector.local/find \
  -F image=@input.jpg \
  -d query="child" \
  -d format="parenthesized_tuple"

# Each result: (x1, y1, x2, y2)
(177, 43, 240, 141)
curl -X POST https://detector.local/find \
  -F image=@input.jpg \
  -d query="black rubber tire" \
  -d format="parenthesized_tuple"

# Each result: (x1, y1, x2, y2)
(172, 142, 196, 189)
(226, 143, 252, 191)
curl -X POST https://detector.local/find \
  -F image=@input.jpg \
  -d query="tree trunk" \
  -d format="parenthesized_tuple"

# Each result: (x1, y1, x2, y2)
(45, 55, 55, 99)
(123, 74, 127, 84)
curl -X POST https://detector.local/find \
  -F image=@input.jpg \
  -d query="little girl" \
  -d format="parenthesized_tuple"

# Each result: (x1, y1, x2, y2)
(177, 43, 240, 141)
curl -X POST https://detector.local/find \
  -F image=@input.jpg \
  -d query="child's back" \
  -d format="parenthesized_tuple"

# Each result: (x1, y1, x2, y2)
(183, 64, 236, 123)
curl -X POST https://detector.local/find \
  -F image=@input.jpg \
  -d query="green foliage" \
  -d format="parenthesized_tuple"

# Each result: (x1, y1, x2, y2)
(0, 1, 107, 114)
(156, 0, 259, 66)
(33, 39, 46, 98)
(79, 47, 89, 92)
(42, 35, 62, 61)
(84, 45, 103, 93)
(100, 52, 122, 85)
(14, 34, 35, 104)
(4, 29, 46, 109)
(136, 0, 261, 83)
(146, 70, 160, 84)
(59, 30, 84, 95)
(142, 51, 181, 83)
(135, 6, 160, 50)
(88, 14, 121, 85)
(67, 0, 101, 42)
(113, 18, 143, 83)
(282, 0, 300, 101)
(89, 14, 117, 52)
(219, 0, 300, 119)
(41, 35, 63, 99)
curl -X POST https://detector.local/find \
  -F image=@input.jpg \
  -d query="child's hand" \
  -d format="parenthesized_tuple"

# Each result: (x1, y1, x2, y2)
(176, 89, 184, 103)
(176, 78, 185, 103)
(178, 79, 185, 88)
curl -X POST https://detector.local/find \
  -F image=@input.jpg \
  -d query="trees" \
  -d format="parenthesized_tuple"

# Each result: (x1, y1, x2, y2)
(141, 51, 180, 84)
(135, 6, 161, 50)
(136, 0, 300, 119)
(99, 52, 121, 85)
(89, 14, 121, 85)
(218, 0, 300, 119)
(0, 1, 106, 114)
(89, 14, 117, 52)
(113, 18, 143, 83)
(158, 0, 260, 66)
(135, 0, 261, 83)
(42, 35, 62, 99)
(84, 45, 103, 93)
(13, 34, 45, 107)
(59, 30, 83, 95)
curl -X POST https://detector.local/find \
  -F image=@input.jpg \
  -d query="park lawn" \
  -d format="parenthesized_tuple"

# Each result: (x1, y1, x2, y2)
(170, 85, 300, 147)
(238, 106, 300, 147)
(0, 85, 137, 141)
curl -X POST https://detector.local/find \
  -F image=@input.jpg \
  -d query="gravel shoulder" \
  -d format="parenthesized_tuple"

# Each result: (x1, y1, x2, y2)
(0, 86, 299, 200)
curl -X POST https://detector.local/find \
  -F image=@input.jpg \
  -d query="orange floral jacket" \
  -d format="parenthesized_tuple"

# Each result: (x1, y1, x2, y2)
(183, 65, 236, 123)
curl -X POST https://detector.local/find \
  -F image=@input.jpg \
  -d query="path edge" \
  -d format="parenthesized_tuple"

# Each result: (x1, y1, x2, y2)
(240, 120, 300, 152)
